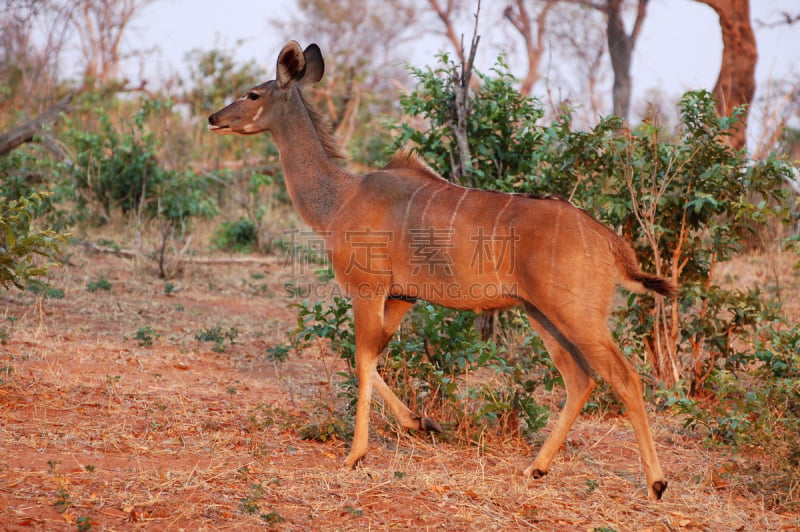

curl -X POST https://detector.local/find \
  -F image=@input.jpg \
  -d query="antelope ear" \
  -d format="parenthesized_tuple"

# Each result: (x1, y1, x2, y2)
(277, 41, 306, 88)
(301, 44, 324, 86)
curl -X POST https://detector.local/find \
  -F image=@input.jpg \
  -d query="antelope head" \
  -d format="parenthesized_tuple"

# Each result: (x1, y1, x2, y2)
(207, 41, 324, 136)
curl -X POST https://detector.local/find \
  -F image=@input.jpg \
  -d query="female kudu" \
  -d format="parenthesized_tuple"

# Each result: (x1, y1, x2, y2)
(208, 41, 676, 500)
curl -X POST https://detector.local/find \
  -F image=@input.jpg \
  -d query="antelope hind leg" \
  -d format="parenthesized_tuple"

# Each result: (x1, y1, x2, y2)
(523, 315, 595, 479)
(373, 372, 443, 433)
(583, 337, 667, 500)
(373, 298, 443, 433)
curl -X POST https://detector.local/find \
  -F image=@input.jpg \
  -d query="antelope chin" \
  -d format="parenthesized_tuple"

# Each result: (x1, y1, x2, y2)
(207, 124, 232, 135)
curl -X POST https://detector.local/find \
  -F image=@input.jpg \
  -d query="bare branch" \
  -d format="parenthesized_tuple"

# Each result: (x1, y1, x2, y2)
(756, 11, 800, 28)
(0, 92, 74, 157)
(559, 0, 607, 12)
(428, 0, 465, 62)
(449, 0, 481, 184)
(630, 0, 649, 45)
(503, 0, 556, 95)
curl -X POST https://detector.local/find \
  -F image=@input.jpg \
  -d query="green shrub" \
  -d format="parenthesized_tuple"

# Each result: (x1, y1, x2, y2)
(134, 326, 157, 347)
(212, 218, 259, 253)
(64, 99, 218, 226)
(288, 295, 548, 443)
(0, 192, 64, 291)
(284, 51, 797, 504)
(195, 325, 239, 353)
(390, 53, 793, 395)
(86, 276, 112, 292)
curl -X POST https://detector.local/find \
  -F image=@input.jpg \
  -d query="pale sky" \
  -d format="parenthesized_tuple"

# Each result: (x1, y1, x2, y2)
(122, 0, 798, 142)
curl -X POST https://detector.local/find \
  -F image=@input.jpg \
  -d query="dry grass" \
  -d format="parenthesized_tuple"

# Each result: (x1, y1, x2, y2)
(1, 245, 799, 531)
(717, 247, 800, 318)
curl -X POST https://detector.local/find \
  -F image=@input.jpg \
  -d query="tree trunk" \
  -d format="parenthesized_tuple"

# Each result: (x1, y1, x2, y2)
(606, 1, 631, 118)
(604, 0, 648, 120)
(694, 0, 757, 150)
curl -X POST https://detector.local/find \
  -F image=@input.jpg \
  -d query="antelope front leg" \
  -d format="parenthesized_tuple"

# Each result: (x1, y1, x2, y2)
(344, 297, 386, 468)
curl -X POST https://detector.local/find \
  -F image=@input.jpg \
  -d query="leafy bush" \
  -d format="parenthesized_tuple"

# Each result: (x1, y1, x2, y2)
(666, 322, 800, 509)
(134, 326, 157, 347)
(61, 99, 219, 277)
(86, 275, 112, 292)
(0, 148, 71, 229)
(195, 325, 239, 353)
(0, 192, 64, 291)
(391, 53, 793, 394)
(212, 218, 259, 253)
(389, 51, 798, 507)
(286, 295, 548, 443)
(64, 99, 218, 226)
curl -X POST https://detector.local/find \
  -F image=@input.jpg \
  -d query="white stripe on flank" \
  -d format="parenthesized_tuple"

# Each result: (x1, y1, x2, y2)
(576, 208, 587, 255)
(491, 196, 514, 282)
(418, 184, 445, 225)
(448, 189, 469, 231)
(491, 195, 514, 242)
(403, 183, 432, 237)
(549, 204, 563, 297)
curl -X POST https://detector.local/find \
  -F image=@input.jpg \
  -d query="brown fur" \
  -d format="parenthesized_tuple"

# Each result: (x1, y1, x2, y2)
(383, 150, 446, 182)
(208, 41, 677, 501)
(299, 91, 346, 160)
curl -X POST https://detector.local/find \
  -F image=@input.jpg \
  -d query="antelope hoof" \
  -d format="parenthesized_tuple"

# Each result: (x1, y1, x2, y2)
(530, 468, 547, 479)
(651, 480, 668, 500)
(523, 465, 548, 479)
(419, 417, 443, 433)
(343, 453, 365, 469)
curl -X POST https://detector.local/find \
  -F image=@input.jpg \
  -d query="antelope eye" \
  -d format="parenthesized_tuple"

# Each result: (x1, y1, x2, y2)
(247, 92, 260, 101)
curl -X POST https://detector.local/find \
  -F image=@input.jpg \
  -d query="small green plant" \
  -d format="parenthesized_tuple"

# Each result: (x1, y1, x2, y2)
(261, 510, 286, 526)
(134, 326, 157, 347)
(86, 275, 112, 292)
(239, 483, 265, 515)
(0, 365, 13, 384)
(26, 281, 64, 299)
(53, 486, 70, 512)
(76, 516, 94, 531)
(343, 505, 363, 517)
(47, 459, 61, 473)
(195, 325, 239, 352)
(299, 417, 349, 443)
(266, 344, 290, 364)
(246, 403, 279, 433)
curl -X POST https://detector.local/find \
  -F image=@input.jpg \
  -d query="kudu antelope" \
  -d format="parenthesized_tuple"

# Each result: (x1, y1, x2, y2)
(208, 41, 677, 500)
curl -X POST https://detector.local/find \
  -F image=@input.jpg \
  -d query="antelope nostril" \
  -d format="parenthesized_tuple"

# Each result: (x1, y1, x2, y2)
(208, 115, 216, 125)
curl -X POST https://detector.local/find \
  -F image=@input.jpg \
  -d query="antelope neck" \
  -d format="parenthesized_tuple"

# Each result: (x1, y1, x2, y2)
(270, 89, 357, 232)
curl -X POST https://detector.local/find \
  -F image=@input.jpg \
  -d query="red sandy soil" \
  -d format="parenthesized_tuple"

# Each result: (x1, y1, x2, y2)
(0, 246, 798, 531)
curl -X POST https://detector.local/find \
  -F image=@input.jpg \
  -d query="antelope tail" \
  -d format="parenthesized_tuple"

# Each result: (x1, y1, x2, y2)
(611, 235, 678, 297)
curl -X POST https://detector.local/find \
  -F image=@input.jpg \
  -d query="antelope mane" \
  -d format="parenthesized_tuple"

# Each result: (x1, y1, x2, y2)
(298, 91, 346, 160)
